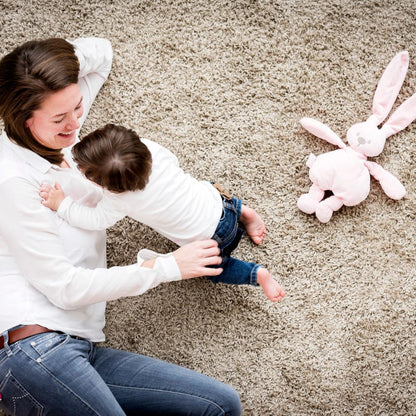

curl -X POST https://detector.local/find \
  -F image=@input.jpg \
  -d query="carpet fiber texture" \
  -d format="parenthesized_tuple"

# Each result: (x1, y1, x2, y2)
(1, 1, 415, 415)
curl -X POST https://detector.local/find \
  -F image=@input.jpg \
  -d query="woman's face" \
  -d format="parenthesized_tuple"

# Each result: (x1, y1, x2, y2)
(26, 83, 84, 149)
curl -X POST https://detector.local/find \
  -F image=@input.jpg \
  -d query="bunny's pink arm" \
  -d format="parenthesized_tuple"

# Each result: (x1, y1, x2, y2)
(364, 161, 406, 200)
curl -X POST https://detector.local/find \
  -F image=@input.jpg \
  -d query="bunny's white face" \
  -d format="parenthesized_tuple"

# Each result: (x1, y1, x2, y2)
(347, 122, 386, 157)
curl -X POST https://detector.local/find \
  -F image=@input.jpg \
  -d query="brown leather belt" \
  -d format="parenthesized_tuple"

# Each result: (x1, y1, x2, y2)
(0, 325, 53, 349)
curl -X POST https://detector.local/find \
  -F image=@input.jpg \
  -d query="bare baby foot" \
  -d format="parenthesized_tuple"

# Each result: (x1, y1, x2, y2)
(256, 267, 285, 302)
(240, 205, 266, 244)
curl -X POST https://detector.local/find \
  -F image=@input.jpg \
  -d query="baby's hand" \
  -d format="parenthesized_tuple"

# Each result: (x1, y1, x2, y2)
(39, 183, 65, 211)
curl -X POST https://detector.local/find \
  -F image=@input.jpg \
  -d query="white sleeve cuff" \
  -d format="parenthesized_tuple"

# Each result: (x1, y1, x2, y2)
(137, 249, 181, 282)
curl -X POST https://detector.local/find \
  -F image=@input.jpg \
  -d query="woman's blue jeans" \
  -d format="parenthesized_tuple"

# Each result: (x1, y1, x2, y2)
(0, 331, 241, 415)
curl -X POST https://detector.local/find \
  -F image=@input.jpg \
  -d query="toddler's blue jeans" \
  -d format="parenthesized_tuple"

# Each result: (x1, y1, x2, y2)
(208, 195, 261, 286)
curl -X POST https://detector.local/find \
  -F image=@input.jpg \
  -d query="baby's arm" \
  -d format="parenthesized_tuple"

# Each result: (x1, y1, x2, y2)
(40, 183, 66, 211)
(40, 184, 125, 230)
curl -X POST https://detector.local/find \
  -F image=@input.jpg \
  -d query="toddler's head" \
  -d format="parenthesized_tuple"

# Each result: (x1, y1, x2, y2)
(72, 123, 152, 193)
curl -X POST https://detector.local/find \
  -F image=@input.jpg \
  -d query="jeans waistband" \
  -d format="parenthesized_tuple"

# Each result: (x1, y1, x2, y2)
(0, 325, 53, 349)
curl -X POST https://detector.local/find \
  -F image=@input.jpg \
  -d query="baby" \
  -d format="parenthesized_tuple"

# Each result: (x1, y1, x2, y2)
(40, 124, 285, 302)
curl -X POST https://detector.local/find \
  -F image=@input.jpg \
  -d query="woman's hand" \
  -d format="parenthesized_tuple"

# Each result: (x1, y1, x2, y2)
(139, 239, 223, 279)
(173, 239, 223, 280)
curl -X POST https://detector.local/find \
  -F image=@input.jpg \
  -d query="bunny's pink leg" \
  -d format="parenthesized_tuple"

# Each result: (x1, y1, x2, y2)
(315, 196, 343, 223)
(297, 183, 324, 214)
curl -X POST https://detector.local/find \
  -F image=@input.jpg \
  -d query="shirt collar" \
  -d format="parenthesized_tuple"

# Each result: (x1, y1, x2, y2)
(2, 131, 60, 174)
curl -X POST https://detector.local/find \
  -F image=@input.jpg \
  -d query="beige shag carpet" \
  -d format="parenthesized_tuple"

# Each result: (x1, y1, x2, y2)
(1, 1, 415, 415)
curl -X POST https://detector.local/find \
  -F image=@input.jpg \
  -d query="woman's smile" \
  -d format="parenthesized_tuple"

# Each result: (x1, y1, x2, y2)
(26, 83, 83, 149)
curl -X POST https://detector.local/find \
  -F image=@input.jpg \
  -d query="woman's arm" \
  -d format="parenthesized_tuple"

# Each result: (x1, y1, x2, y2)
(68, 37, 113, 130)
(1, 176, 221, 310)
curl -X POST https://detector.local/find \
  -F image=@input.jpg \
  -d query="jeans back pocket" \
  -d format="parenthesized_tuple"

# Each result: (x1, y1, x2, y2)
(0, 370, 43, 416)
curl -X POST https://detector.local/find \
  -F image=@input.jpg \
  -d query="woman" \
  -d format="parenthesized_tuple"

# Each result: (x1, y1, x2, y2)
(0, 37, 241, 415)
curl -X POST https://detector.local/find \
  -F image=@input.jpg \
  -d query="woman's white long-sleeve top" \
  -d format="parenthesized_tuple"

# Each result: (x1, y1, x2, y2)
(0, 38, 181, 342)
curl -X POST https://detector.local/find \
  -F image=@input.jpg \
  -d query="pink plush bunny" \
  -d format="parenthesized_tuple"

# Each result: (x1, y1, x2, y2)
(297, 51, 416, 223)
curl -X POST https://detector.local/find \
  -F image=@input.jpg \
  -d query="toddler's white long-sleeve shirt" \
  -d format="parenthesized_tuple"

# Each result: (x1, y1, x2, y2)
(57, 139, 223, 247)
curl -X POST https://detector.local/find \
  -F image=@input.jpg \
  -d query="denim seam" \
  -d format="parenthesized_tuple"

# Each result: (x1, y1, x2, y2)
(18, 345, 103, 416)
(107, 384, 226, 415)
(213, 220, 239, 247)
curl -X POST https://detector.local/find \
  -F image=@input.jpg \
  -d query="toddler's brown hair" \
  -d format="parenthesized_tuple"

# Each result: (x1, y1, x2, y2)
(72, 124, 152, 193)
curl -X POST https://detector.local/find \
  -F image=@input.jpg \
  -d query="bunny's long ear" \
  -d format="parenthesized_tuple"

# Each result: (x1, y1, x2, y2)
(300, 117, 346, 148)
(371, 51, 409, 125)
(380, 92, 416, 138)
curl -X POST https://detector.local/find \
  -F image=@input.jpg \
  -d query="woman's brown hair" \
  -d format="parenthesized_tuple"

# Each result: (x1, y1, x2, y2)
(72, 124, 152, 193)
(0, 38, 79, 164)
